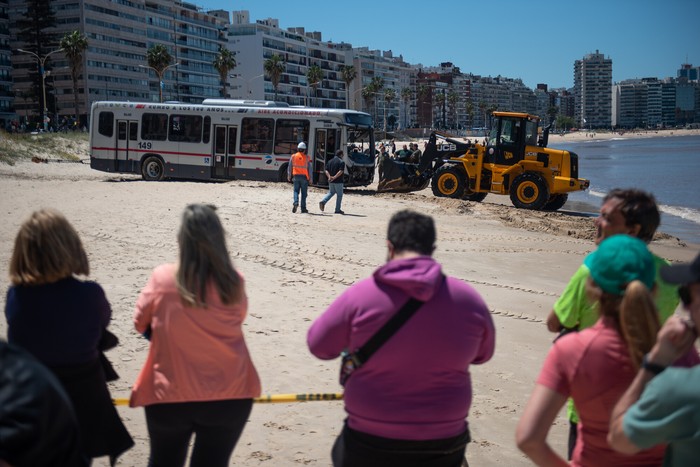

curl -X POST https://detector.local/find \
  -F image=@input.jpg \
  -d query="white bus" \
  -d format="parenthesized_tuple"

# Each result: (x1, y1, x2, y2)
(89, 100, 376, 186)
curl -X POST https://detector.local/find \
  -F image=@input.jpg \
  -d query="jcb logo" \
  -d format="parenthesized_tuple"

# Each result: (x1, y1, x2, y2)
(504, 151, 513, 159)
(438, 143, 457, 152)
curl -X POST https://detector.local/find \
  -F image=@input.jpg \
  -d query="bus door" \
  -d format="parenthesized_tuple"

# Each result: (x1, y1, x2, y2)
(213, 125, 238, 179)
(312, 128, 339, 185)
(116, 120, 138, 172)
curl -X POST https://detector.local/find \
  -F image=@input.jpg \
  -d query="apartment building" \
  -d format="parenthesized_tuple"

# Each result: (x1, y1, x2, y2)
(613, 73, 699, 129)
(9, 0, 227, 126)
(573, 50, 612, 128)
(0, 0, 11, 128)
(227, 12, 351, 108)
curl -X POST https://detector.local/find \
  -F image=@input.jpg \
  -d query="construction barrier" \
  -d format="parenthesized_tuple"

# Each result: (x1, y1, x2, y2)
(113, 392, 344, 406)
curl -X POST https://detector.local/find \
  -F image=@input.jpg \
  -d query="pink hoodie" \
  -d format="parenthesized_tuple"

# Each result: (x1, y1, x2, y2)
(307, 256, 495, 440)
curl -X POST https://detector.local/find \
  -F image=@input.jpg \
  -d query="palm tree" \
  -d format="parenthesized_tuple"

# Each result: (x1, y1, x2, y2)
(213, 46, 236, 98)
(466, 101, 474, 130)
(146, 44, 174, 102)
(340, 65, 356, 109)
(306, 64, 323, 107)
(264, 54, 285, 102)
(435, 91, 446, 128)
(447, 90, 458, 129)
(383, 88, 396, 132)
(59, 30, 88, 123)
(418, 84, 430, 127)
(400, 87, 412, 129)
(367, 76, 384, 122)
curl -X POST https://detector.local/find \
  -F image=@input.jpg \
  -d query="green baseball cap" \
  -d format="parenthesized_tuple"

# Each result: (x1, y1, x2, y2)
(583, 234, 655, 296)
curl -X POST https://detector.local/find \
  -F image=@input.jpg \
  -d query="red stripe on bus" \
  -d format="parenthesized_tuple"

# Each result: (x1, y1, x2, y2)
(91, 147, 210, 158)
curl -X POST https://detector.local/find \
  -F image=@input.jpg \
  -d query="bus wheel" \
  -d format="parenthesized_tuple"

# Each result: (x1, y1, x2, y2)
(278, 163, 290, 183)
(142, 156, 164, 181)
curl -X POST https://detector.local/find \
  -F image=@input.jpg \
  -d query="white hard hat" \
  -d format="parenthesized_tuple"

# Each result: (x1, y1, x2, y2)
(298, 142, 307, 150)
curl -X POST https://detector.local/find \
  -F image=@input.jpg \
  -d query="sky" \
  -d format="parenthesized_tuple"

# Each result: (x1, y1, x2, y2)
(202, 0, 699, 90)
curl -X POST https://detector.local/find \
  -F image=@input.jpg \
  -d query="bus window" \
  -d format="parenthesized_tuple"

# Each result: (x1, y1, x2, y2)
(142, 113, 168, 141)
(240, 118, 274, 153)
(169, 115, 203, 143)
(274, 119, 310, 155)
(203, 116, 211, 144)
(98, 112, 114, 137)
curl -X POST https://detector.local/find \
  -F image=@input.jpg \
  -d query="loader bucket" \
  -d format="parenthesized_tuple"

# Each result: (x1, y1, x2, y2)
(377, 156, 431, 192)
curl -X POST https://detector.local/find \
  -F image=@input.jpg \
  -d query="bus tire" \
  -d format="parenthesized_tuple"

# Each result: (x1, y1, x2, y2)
(278, 163, 290, 183)
(142, 156, 164, 181)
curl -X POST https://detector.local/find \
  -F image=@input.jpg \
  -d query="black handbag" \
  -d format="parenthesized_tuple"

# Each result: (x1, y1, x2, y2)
(339, 297, 424, 386)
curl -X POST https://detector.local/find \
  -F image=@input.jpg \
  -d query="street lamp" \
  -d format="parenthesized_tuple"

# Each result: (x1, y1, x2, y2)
(139, 62, 179, 102)
(17, 47, 63, 132)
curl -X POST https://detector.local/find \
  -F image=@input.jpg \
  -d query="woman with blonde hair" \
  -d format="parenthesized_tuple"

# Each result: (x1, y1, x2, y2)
(5, 208, 133, 464)
(516, 234, 698, 466)
(130, 204, 261, 467)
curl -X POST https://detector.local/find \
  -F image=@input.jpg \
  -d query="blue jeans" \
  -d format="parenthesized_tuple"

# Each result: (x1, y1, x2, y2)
(321, 183, 344, 212)
(293, 176, 308, 210)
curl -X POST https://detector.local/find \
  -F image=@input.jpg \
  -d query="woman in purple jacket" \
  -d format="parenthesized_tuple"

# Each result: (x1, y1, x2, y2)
(308, 210, 496, 467)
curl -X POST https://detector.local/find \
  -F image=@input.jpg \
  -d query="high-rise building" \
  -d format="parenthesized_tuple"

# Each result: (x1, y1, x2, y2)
(574, 50, 612, 128)
(9, 0, 228, 126)
(227, 12, 352, 108)
(0, 0, 12, 129)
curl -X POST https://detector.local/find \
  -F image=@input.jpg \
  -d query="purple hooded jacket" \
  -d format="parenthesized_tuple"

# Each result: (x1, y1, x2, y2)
(307, 256, 495, 440)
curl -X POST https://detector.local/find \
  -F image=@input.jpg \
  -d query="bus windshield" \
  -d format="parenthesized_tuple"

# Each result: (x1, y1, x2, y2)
(345, 113, 373, 127)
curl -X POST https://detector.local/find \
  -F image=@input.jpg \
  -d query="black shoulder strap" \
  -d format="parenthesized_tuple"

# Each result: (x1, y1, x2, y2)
(353, 297, 424, 365)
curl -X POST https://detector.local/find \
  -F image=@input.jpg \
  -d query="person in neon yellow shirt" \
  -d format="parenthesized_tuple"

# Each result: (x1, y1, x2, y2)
(545, 188, 679, 459)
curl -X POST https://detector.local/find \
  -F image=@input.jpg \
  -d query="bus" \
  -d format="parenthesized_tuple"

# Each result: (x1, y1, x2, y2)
(89, 99, 376, 186)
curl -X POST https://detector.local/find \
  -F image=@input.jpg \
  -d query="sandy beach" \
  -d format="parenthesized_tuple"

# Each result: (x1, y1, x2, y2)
(0, 131, 697, 466)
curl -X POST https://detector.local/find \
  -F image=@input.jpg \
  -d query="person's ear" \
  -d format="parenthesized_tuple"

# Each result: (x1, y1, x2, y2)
(387, 240, 395, 258)
(628, 223, 642, 237)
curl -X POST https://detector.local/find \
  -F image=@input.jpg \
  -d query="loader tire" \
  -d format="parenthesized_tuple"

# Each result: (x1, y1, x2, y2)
(431, 166, 466, 198)
(543, 194, 568, 211)
(462, 191, 487, 202)
(510, 172, 550, 210)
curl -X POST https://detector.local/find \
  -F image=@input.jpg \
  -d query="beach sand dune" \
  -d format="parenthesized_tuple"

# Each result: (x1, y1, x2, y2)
(0, 154, 695, 466)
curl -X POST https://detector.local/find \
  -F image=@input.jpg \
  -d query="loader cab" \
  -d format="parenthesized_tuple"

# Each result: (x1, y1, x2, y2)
(486, 112, 539, 166)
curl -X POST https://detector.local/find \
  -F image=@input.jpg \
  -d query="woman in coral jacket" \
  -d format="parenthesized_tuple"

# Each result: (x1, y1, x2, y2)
(130, 204, 261, 467)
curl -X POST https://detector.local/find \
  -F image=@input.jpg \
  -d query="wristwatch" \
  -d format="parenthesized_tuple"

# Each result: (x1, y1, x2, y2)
(641, 354, 666, 375)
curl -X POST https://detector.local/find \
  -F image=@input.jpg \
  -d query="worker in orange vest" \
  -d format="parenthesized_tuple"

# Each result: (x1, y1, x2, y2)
(287, 142, 311, 213)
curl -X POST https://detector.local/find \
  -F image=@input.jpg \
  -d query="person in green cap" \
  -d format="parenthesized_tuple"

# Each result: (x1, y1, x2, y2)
(516, 234, 698, 467)
(545, 188, 680, 458)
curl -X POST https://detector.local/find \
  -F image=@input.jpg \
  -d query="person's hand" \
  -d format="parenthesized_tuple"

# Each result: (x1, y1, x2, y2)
(648, 315, 698, 366)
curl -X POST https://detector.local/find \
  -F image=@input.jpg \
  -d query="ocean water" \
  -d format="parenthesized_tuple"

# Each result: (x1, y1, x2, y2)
(556, 135, 700, 246)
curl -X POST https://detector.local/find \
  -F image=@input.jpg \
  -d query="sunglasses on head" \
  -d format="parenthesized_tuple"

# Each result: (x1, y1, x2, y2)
(679, 285, 692, 307)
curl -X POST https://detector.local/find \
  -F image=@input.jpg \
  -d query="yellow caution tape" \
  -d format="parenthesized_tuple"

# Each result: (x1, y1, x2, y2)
(113, 392, 344, 406)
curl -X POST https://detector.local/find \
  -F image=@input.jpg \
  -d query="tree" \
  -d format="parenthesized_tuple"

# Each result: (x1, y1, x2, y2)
(383, 88, 396, 131)
(16, 0, 58, 122)
(466, 101, 474, 129)
(367, 76, 384, 122)
(264, 54, 285, 102)
(400, 87, 412, 129)
(146, 44, 174, 102)
(547, 105, 559, 125)
(213, 46, 236, 98)
(447, 90, 458, 129)
(306, 64, 323, 107)
(418, 84, 430, 127)
(340, 65, 356, 109)
(59, 30, 88, 123)
(435, 90, 446, 128)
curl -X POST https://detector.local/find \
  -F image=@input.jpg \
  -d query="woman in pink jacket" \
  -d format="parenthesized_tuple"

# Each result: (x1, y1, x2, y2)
(130, 204, 260, 467)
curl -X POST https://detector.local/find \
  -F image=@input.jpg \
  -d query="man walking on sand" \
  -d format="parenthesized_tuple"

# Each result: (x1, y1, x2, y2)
(308, 210, 495, 467)
(288, 142, 311, 213)
(608, 252, 700, 466)
(319, 149, 345, 215)
(546, 188, 679, 458)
